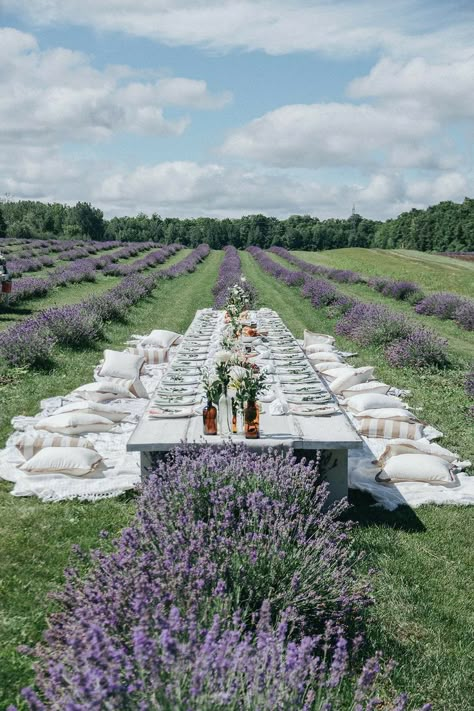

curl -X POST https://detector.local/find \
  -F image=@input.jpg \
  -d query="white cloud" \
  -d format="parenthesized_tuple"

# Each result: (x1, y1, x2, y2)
(4, 0, 473, 60)
(348, 56, 474, 122)
(221, 102, 438, 169)
(0, 27, 231, 146)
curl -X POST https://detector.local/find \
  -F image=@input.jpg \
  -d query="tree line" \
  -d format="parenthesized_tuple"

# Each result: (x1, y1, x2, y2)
(0, 197, 473, 252)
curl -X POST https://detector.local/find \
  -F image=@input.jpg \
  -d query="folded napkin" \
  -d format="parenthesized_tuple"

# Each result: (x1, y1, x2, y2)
(289, 404, 340, 417)
(148, 407, 198, 419)
(269, 398, 289, 415)
(259, 389, 277, 403)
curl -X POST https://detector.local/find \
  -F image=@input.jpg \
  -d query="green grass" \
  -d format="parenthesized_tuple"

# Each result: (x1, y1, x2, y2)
(0, 250, 222, 708)
(0, 249, 191, 331)
(268, 251, 474, 361)
(241, 250, 474, 710)
(293, 248, 474, 297)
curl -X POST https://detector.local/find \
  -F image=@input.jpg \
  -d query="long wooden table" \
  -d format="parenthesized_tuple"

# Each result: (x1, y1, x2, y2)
(127, 309, 362, 503)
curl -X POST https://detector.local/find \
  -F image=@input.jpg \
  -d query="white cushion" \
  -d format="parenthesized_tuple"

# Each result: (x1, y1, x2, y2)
(75, 381, 135, 402)
(329, 367, 375, 394)
(19, 447, 102, 476)
(341, 382, 390, 398)
(35, 413, 116, 435)
(355, 408, 416, 422)
(308, 351, 342, 363)
(376, 439, 458, 467)
(140, 329, 181, 348)
(98, 350, 145, 380)
(314, 362, 351, 374)
(303, 330, 335, 347)
(305, 343, 336, 354)
(15, 434, 95, 460)
(54, 401, 128, 422)
(377, 454, 454, 484)
(357, 418, 424, 440)
(345, 394, 405, 413)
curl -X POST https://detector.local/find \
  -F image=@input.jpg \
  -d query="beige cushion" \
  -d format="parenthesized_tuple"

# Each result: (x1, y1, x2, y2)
(356, 418, 424, 439)
(377, 454, 454, 484)
(329, 367, 375, 394)
(354, 407, 416, 422)
(308, 351, 342, 363)
(101, 376, 149, 399)
(75, 381, 135, 402)
(303, 330, 335, 348)
(305, 343, 336, 354)
(140, 329, 181, 348)
(15, 434, 95, 461)
(54, 401, 128, 423)
(376, 439, 459, 467)
(20, 447, 102, 476)
(345, 393, 405, 413)
(126, 346, 168, 364)
(35, 413, 116, 435)
(341, 382, 390, 398)
(98, 350, 145, 380)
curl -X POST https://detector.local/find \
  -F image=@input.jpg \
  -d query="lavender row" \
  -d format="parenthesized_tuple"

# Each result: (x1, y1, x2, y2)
(102, 244, 181, 276)
(16, 445, 426, 710)
(0, 245, 210, 368)
(269, 247, 474, 332)
(247, 245, 306, 286)
(9, 244, 175, 305)
(212, 245, 256, 308)
(4, 240, 131, 275)
(248, 247, 450, 369)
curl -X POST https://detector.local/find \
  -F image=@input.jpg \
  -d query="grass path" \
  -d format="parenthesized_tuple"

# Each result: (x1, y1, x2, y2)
(268, 251, 474, 361)
(0, 249, 191, 331)
(0, 250, 222, 708)
(293, 248, 474, 297)
(241, 250, 474, 710)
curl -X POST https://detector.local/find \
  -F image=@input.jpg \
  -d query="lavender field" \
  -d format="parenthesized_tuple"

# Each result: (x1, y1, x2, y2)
(0, 242, 473, 710)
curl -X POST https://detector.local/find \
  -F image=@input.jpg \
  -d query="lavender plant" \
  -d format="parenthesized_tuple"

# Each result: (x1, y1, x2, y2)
(385, 329, 450, 369)
(16, 445, 427, 710)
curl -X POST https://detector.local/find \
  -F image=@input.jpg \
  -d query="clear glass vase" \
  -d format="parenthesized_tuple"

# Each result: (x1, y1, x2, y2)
(218, 392, 233, 436)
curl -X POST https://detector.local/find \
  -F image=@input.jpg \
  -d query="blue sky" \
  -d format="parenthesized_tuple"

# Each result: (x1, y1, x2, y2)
(1, 1, 473, 219)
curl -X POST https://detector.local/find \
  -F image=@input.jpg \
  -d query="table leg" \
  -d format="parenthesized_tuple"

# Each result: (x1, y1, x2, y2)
(140, 451, 156, 476)
(320, 448, 348, 505)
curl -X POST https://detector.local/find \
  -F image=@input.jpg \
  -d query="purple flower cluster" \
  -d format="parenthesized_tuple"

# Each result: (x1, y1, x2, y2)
(16, 445, 425, 710)
(415, 292, 474, 331)
(386, 329, 450, 369)
(301, 275, 341, 308)
(368, 276, 423, 303)
(247, 246, 305, 285)
(0, 245, 210, 368)
(335, 302, 413, 347)
(213, 245, 256, 308)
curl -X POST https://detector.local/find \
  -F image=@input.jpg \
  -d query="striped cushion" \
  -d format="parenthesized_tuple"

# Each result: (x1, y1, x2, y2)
(101, 376, 149, 399)
(15, 434, 95, 461)
(126, 347, 168, 364)
(357, 418, 424, 440)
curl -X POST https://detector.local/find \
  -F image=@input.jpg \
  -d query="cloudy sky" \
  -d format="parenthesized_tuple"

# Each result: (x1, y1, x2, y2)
(1, 0, 473, 219)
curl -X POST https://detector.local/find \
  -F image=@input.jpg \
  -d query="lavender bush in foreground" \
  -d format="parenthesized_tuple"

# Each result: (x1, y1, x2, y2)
(335, 302, 413, 347)
(17, 445, 428, 710)
(0, 318, 56, 368)
(415, 292, 465, 320)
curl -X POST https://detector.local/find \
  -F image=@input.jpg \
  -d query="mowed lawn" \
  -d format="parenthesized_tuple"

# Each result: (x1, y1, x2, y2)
(0, 247, 473, 709)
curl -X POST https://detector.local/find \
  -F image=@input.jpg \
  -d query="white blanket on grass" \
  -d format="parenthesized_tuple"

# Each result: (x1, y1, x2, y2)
(0, 362, 168, 502)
